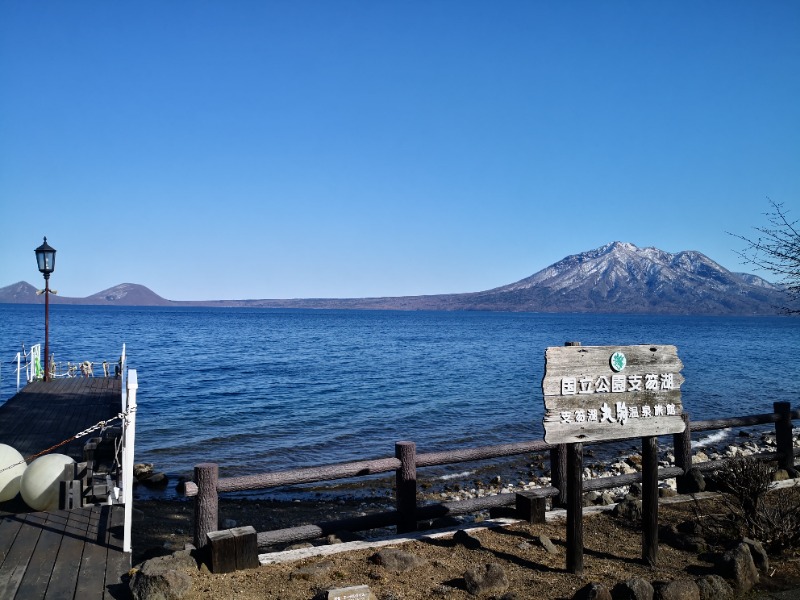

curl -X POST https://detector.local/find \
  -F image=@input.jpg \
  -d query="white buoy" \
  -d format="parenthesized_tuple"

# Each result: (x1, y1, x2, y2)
(0, 444, 27, 502)
(20, 453, 75, 511)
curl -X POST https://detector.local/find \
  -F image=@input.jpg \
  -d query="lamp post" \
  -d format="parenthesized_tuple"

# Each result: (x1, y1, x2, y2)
(34, 237, 56, 382)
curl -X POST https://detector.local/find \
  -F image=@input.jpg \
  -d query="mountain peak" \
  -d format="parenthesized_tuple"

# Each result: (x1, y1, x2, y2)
(491, 242, 788, 314)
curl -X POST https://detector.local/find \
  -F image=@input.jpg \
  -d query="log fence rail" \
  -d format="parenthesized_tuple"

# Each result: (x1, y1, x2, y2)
(185, 402, 799, 565)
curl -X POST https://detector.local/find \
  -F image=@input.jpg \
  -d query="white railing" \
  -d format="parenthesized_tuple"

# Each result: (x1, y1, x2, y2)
(6, 343, 125, 390)
(121, 366, 137, 553)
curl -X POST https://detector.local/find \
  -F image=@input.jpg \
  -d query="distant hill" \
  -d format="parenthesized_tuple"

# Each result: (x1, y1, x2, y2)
(1, 242, 794, 315)
(0, 282, 172, 306)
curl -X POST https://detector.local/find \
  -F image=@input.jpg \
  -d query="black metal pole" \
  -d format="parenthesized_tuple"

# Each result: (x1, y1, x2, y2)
(44, 274, 50, 382)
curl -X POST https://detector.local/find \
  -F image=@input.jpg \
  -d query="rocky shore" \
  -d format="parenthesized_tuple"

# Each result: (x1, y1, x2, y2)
(131, 425, 800, 557)
(127, 426, 800, 599)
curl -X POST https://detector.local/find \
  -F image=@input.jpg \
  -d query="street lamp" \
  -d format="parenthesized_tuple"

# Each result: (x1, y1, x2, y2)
(34, 237, 56, 382)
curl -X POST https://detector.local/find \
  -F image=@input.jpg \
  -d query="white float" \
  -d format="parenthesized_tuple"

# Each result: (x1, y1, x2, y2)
(20, 453, 75, 511)
(0, 444, 27, 502)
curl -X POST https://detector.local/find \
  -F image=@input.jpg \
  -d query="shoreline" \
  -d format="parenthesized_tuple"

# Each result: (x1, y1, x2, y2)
(130, 423, 798, 563)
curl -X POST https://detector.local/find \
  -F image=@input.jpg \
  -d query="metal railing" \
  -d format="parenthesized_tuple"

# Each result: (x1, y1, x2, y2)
(5, 343, 125, 392)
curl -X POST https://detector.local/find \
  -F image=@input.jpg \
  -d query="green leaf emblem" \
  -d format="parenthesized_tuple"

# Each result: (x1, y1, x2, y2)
(610, 351, 626, 372)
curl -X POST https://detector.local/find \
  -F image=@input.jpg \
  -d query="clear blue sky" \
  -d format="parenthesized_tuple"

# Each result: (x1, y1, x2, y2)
(1, 2, 798, 301)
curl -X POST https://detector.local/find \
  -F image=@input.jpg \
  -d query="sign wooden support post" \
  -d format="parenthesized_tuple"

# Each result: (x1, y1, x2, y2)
(642, 435, 658, 566)
(566, 441, 583, 575)
(563, 341, 583, 574)
(541, 342, 685, 574)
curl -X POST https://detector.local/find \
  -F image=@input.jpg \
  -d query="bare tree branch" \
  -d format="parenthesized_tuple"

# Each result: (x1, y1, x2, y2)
(729, 199, 800, 314)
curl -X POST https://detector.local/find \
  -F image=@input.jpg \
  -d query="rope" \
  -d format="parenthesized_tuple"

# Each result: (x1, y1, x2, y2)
(0, 406, 136, 475)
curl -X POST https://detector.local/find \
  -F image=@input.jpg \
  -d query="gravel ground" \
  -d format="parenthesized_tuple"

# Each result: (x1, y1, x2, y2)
(132, 493, 800, 600)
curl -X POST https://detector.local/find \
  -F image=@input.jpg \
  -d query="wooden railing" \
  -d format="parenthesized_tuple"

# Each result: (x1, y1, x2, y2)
(184, 402, 798, 550)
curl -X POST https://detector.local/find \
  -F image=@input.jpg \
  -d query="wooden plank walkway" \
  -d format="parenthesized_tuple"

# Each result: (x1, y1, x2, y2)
(0, 377, 122, 462)
(0, 505, 128, 600)
(0, 378, 131, 599)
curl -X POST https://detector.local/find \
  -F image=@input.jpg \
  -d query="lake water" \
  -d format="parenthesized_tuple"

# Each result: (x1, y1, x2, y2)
(1, 304, 798, 488)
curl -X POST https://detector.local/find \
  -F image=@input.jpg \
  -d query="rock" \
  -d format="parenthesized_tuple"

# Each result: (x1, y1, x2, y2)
(720, 543, 759, 593)
(611, 461, 637, 475)
(684, 468, 705, 493)
(538, 534, 558, 555)
(573, 582, 612, 600)
(742, 537, 770, 574)
(141, 472, 169, 488)
(221, 518, 237, 529)
(285, 542, 314, 550)
(692, 452, 709, 464)
(291, 560, 334, 581)
(628, 482, 643, 497)
(133, 463, 154, 479)
(695, 574, 734, 600)
(626, 455, 643, 470)
(773, 469, 790, 482)
(659, 487, 677, 498)
(463, 563, 508, 596)
(611, 577, 653, 600)
(453, 529, 482, 550)
(426, 516, 461, 529)
(613, 499, 643, 521)
(654, 579, 699, 600)
(326, 530, 363, 545)
(369, 548, 426, 572)
(129, 551, 197, 600)
(682, 535, 709, 554)
(676, 520, 697, 535)
(599, 491, 615, 505)
(585, 491, 601, 504)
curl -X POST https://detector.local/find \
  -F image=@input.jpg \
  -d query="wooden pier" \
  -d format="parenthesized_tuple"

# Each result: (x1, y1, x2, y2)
(0, 378, 131, 599)
(0, 377, 123, 462)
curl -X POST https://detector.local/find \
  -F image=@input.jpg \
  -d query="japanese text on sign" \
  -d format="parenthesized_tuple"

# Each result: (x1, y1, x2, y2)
(560, 373, 674, 396)
(559, 400, 678, 426)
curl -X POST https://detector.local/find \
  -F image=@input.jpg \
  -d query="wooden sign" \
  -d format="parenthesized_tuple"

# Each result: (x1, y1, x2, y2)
(542, 344, 685, 444)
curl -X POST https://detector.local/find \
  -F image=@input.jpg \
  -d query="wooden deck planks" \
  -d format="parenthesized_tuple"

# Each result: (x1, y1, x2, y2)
(44, 511, 87, 600)
(14, 512, 71, 600)
(0, 506, 130, 600)
(0, 377, 121, 463)
(0, 513, 46, 599)
(0, 378, 130, 599)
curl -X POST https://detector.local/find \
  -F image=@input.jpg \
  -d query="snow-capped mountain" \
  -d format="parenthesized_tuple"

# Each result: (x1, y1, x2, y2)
(470, 241, 786, 314)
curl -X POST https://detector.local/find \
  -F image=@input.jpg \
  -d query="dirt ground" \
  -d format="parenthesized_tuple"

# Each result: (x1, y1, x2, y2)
(131, 495, 800, 600)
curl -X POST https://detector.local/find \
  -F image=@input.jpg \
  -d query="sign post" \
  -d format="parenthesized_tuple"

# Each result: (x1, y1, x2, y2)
(542, 344, 685, 571)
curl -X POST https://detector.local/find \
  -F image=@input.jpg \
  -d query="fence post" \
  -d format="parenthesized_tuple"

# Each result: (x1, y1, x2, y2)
(395, 441, 417, 534)
(774, 402, 794, 472)
(673, 412, 692, 494)
(194, 463, 219, 549)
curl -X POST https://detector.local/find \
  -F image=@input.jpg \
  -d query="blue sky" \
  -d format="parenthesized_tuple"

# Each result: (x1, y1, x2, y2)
(1, 2, 798, 301)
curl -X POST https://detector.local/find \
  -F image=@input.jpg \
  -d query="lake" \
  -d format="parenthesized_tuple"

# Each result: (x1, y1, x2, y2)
(1, 304, 798, 486)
